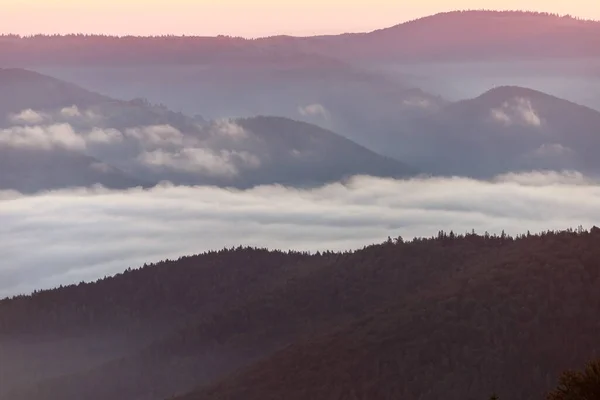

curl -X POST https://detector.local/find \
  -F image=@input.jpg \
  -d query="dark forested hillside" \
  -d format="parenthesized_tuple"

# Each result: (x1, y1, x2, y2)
(0, 248, 322, 397)
(2, 228, 600, 400)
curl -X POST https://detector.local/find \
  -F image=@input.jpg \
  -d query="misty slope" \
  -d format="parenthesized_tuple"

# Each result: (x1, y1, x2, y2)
(232, 116, 415, 186)
(392, 86, 600, 178)
(34, 62, 446, 149)
(0, 68, 202, 131)
(0, 68, 109, 117)
(76, 115, 416, 189)
(0, 147, 144, 193)
(0, 68, 200, 192)
(4, 229, 600, 400)
(0, 69, 417, 192)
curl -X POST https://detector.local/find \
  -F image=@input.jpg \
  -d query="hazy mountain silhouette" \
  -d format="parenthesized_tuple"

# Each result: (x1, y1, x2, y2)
(232, 116, 416, 186)
(33, 62, 446, 147)
(0, 70, 416, 192)
(0, 68, 203, 131)
(386, 86, 600, 178)
(9, 12, 595, 160)
(3, 229, 600, 400)
(0, 68, 108, 117)
(0, 147, 145, 193)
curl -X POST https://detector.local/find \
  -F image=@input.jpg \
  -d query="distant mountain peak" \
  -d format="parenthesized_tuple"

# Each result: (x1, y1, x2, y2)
(383, 9, 594, 31)
(0, 68, 54, 82)
(476, 85, 549, 100)
(472, 85, 591, 109)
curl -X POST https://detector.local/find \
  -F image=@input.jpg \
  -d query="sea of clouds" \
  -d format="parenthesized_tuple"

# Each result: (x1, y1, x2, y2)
(2, 171, 600, 298)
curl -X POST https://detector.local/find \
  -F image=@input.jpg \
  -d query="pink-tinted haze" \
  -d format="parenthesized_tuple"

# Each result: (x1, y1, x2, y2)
(3, 0, 600, 37)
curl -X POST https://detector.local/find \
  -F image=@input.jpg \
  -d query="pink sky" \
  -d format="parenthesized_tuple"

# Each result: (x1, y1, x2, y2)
(3, 0, 599, 37)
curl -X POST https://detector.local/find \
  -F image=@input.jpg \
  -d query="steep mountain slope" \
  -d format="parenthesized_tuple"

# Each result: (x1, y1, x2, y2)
(4, 229, 600, 400)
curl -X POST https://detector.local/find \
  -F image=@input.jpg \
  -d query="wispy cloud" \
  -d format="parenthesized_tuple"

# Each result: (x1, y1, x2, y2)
(59, 105, 82, 119)
(0, 124, 87, 151)
(8, 109, 49, 125)
(490, 97, 542, 127)
(1, 109, 264, 181)
(298, 104, 330, 120)
(137, 148, 260, 178)
(402, 97, 433, 109)
(2, 172, 599, 298)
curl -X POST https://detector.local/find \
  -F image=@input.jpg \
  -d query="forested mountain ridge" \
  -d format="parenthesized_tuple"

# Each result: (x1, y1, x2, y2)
(2, 11, 599, 65)
(2, 227, 600, 400)
(177, 228, 600, 400)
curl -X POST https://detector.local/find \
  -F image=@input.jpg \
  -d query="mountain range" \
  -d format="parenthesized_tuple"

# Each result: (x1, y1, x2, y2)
(3, 66, 600, 193)
(2, 11, 599, 66)
(8, 11, 595, 161)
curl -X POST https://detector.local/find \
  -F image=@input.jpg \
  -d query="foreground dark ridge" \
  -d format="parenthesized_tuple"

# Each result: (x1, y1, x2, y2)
(1, 227, 600, 400)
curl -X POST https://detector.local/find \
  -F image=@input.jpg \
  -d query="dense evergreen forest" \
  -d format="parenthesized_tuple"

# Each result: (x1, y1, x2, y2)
(1, 227, 600, 400)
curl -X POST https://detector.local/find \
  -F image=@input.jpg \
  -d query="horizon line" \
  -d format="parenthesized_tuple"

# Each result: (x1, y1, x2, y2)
(0, 9, 597, 41)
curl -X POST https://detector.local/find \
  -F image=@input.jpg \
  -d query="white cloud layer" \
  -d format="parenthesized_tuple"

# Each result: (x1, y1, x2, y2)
(2, 172, 600, 298)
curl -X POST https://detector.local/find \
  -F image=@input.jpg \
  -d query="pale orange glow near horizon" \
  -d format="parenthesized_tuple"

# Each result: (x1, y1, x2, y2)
(2, 0, 599, 37)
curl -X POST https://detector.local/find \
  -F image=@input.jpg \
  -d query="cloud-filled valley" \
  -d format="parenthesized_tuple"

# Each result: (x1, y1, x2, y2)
(3, 11, 600, 400)
(2, 171, 599, 298)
